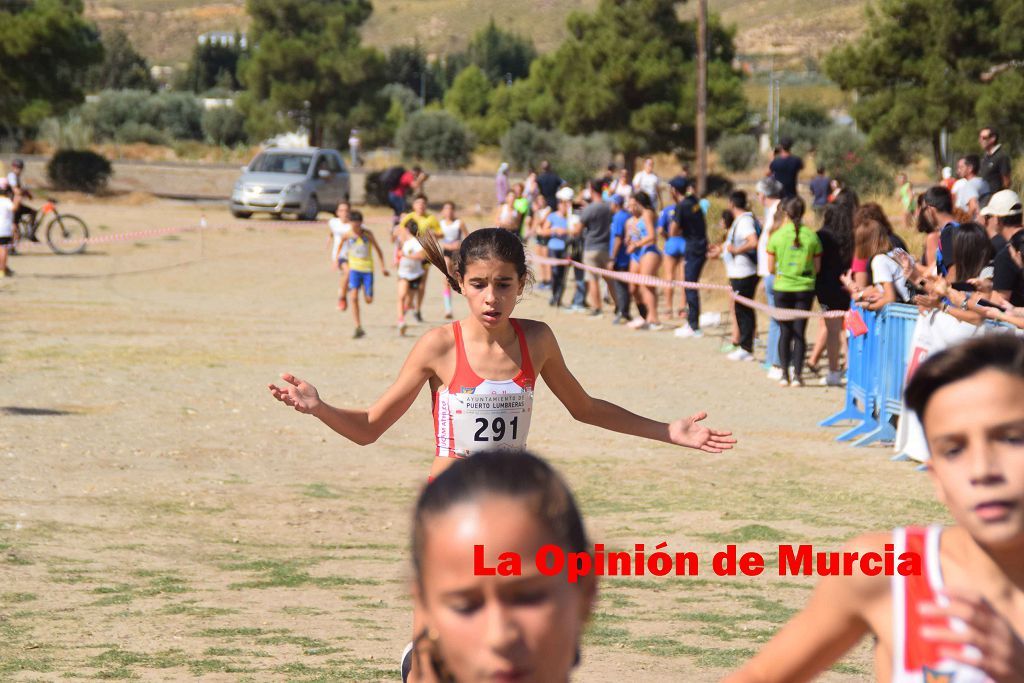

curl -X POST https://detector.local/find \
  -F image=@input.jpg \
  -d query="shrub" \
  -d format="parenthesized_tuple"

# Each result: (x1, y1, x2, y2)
(716, 134, 758, 173)
(146, 92, 203, 140)
(47, 149, 113, 193)
(84, 89, 204, 143)
(202, 106, 247, 146)
(816, 126, 892, 196)
(395, 110, 474, 169)
(87, 90, 151, 139)
(115, 121, 168, 145)
(500, 121, 558, 171)
(38, 113, 95, 149)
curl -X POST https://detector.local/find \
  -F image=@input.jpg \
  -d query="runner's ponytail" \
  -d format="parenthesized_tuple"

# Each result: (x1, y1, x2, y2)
(417, 229, 463, 294)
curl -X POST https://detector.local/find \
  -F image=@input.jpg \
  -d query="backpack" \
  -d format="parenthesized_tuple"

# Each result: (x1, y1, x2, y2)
(380, 166, 406, 192)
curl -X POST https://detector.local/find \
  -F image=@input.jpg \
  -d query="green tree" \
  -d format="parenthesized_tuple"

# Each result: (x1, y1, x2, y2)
(179, 35, 247, 93)
(823, 0, 1024, 166)
(975, 70, 1024, 156)
(87, 28, 154, 92)
(386, 44, 444, 103)
(445, 65, 491, 120)
(464, 18, 537, 84)
(0, 0, 103, 128)
(238, 0, 385, 146)
(518, 0, 747, 168)
(202, 106, 248, 146)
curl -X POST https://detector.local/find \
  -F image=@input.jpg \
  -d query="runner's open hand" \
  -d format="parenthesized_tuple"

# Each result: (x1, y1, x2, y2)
(268, 373, 322, 414)
(668, 412, 736, 453)
(919, 588, 1024, 683)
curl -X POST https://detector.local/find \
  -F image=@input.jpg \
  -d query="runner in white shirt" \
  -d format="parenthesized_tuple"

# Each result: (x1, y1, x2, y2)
(328, 201, 354, 310)
(396, 223, 426, 336)
(438, 201, 469, 320)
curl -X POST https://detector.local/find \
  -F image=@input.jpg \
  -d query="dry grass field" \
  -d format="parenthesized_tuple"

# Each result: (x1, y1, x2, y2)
(0, 196, 944, 681)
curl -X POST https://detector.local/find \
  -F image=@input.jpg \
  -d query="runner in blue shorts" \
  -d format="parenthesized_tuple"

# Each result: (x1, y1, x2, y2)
(626, 192, 663, 330)
(343, 211, 389, 338)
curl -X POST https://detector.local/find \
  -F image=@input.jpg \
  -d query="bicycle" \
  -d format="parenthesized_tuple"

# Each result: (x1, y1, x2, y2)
(14, 199, 90, 255)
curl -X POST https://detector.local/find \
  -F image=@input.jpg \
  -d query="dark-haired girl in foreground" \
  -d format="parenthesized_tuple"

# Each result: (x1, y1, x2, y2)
(410, 449, 595, 683)
(269, 227, 734, 481)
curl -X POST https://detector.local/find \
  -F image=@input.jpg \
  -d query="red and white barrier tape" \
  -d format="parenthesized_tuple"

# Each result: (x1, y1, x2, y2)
(533, 255, 846, 321)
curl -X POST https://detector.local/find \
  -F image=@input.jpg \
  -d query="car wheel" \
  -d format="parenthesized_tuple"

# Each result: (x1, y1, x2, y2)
(231, 209, 252, 219)
(300, 195, 319, 221)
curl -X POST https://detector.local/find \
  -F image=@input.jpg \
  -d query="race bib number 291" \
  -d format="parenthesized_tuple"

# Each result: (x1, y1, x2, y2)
(452, 391, 532, 452)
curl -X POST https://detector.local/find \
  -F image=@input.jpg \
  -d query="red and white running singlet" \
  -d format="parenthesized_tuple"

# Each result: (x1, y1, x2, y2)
(891, 526, 989, 683)
(433, 320, 536, 458)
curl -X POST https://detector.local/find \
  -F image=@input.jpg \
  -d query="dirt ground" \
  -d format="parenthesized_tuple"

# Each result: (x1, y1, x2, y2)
(0, 197, 947, 681)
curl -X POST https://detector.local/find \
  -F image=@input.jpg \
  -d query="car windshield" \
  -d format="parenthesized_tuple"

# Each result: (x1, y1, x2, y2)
(249, 153, 312, 175)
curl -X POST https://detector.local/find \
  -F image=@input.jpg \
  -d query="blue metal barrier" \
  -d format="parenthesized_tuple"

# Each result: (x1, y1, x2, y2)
(822, 304, 1021, 451)
(819, 305, 878, 434)
(820, 303, 919, 446)
(852, 304, 918, 446)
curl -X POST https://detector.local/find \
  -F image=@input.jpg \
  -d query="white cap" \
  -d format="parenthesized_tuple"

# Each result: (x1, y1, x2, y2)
(555, 186, 575, 202)
(941, 166, 953, 179)
(980, 189, 1022, 217)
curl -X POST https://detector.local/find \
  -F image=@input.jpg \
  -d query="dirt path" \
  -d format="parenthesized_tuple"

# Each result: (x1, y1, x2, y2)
(0, 198, 944, 681)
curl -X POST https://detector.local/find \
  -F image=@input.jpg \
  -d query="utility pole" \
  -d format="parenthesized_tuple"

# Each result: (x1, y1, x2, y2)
(696, 0, 708, 196)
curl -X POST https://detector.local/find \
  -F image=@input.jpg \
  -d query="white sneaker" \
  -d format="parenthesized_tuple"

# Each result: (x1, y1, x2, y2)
(627, 316, 647, 329)
(820, 370, 844, 386)
(766, 366, 783, 380)
(674, 326, 703, 338)
(647, 322, 664, 331)
(727, 348, 755, 362)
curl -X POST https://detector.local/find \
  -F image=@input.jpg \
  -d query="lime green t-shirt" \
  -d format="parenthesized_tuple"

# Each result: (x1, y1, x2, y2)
(767, 222, 821, 292)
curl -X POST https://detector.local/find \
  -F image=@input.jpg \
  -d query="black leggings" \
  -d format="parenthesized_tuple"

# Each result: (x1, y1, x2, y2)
(549, 248, 567, 306)
(774, 289, 815, 381)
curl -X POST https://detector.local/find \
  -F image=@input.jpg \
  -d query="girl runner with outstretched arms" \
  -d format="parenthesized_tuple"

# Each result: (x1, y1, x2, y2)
(269, 227, 733, 477)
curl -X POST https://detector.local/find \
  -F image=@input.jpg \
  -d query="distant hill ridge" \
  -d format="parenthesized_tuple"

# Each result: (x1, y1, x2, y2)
(84, 0, 867, 69)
